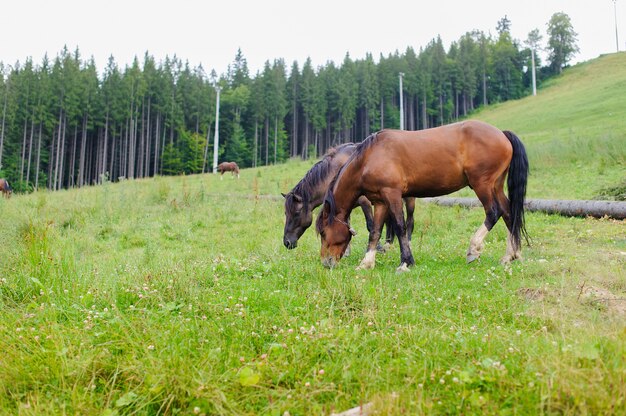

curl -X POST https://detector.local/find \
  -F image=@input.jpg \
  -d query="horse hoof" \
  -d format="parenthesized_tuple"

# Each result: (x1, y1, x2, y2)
(356, 262, 374, 271)
(466, 254, 480, 263)
(500, 254, 522, 264)
(376, 243, 391, 253)
(395, 263, 410, 273)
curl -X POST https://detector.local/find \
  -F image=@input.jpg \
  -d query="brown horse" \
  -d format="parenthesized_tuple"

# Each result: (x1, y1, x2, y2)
(0, 178, 12, 198)
(316, 120, 528, 271)
(282, 143, 415, 249)
(217, 162, 240, 179)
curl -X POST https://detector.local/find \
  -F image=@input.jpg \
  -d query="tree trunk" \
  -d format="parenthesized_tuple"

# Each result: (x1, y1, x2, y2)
(0, 84, 8, 168)
(59, 114, 67, 189)
(424, 197, 626, 220)
(274, 115, 278, 164)
(103, 109, 109, 180)
(53, 109, 63, 190)
(154, 112, 161, 175)
(35, 122, 42, 190)
(264, 117, 269, 165)
(20, 118, 28, 184)
(253, 120, 258, 167)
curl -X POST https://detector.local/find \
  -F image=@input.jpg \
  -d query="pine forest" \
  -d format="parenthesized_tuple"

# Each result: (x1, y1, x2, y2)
(0, 15, 576, 192)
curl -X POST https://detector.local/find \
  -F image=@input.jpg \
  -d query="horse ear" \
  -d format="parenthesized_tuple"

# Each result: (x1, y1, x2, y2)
(293, 194, 302, 203)
(349, 227, 357, 236)
(281, 192, 287, 198)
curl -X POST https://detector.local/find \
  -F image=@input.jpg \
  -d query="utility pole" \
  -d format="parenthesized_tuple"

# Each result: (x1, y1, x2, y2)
(212, 85, 221, 173)
(398, 72, 405, 130)
(614, 0, 620, 52)
(531, 48, 537, 96)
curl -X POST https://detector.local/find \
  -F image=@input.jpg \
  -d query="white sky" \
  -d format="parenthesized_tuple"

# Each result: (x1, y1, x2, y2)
(1, 0, 624, 76)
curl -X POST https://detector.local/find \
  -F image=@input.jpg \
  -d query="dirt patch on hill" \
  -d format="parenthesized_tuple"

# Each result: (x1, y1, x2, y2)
(577, 283, 626, 317)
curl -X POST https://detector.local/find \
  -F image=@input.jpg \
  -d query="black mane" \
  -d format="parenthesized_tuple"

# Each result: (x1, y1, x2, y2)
(285, 143, 355, 213)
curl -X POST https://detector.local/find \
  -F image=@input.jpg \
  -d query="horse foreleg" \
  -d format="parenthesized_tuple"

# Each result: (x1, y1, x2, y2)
(404, 197, 416, 242)
(356, 203, 387, 270)
(467, 224, 489, 263)
(383, 216, 394, 250)
(386, 193, 414, 272)
(357, 196, 374, 233)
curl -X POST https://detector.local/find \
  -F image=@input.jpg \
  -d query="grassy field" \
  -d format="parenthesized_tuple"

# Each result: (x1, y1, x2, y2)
(0, 54, 625, 415)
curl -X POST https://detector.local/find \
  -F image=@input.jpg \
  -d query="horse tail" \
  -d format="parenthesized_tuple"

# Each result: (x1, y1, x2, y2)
(503, 130, 529, 249)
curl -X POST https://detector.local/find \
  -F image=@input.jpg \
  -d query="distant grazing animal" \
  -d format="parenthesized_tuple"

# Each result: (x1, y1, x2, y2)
(0, 178, 12, 198)
(316, 120, 529, 272)
(282, 143, 414, 250)
(217, 162, 240, 179)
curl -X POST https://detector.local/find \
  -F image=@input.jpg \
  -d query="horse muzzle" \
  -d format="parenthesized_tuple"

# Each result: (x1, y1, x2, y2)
(283, 237, 297, 249)
(321, 256, 339, 269)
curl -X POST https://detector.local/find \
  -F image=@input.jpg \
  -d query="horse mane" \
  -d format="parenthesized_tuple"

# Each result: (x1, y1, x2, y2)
(314, 132, 380, 233)
(286, 143, 355, 213)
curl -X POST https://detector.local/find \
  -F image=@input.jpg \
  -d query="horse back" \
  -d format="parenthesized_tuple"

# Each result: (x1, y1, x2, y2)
(360, 121, 512, 197)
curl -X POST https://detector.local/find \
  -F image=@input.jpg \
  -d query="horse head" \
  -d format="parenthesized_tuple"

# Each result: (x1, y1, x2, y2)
(315, 193, 355, 268)
(282, 192, 312, 249)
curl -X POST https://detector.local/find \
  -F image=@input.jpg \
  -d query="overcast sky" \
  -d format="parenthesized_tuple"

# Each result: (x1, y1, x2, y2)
(2, 0, 623, 76)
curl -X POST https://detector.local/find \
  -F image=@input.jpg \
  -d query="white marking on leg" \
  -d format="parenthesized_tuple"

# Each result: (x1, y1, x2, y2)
(467, 224, 489, 262)
(501, 230, 522, 264)
(356, 250, 377, 270)
(396, 262, 410, 273)
(343, 243, 352, 258)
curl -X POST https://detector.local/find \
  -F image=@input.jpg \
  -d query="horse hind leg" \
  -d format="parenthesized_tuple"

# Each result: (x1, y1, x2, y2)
(467, 187, 501, 263)
(495, 192, 522, 263)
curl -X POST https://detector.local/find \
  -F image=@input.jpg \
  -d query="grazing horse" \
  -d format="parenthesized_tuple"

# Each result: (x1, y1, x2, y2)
(316, 120, 529, 272)
(282, 143, 415, 250)
(217, 162, 240, 179)
(0, 178, 12, 198)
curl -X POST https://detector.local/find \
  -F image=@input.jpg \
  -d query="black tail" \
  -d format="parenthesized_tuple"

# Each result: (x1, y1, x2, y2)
(503, 130, 529, 250)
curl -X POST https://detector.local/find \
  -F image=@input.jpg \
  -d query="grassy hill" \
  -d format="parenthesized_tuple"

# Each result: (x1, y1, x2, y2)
(466, 52, 626, 199)
(0, 54, 625, 415)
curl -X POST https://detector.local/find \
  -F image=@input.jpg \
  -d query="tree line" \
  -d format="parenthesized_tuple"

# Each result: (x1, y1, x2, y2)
(0, 13, 578, 192)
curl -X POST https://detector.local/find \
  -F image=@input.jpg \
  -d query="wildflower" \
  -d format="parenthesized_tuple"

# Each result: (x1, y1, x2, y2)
(318, 369, 325, 375)
(148, 345, 155, 350)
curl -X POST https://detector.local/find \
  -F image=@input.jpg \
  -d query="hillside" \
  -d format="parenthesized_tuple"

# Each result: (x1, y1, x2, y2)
(472, 52, 626, 199)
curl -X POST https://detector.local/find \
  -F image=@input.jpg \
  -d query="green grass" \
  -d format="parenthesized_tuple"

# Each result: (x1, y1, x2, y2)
(1, 54, 626, 415)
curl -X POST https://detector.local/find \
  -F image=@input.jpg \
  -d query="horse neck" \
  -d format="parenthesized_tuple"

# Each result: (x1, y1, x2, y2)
(332, 163, 362, 220)
(295, 155, 344, 209)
